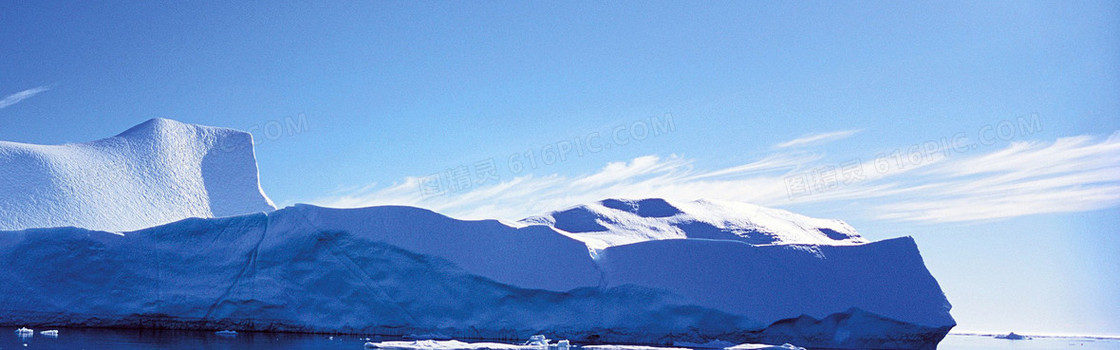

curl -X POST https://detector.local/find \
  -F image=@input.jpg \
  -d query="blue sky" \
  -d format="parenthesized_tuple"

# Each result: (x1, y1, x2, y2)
(2, 1, 1118, 336)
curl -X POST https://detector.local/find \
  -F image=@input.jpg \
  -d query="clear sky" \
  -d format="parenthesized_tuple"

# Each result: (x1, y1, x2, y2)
(2, 0, 1118, 336)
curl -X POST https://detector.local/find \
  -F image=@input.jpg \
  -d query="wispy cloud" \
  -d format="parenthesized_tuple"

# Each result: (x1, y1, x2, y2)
(0, 86, 50, 109)
(311, 131, 1120, 224)
(774, 129, 861, 148)
(314, 154, 794, 221)
(868, 132, 1120, 222)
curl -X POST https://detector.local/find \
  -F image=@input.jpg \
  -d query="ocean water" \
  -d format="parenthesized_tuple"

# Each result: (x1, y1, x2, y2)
(3, 328, 366, 350)
(937, 334, 1120, 350)
(4, 328, 1120, 350)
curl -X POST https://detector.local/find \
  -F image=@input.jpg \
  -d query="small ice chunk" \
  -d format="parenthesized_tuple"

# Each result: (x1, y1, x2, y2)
(673, 339, 736, 348)
(215, 330, 237, 336)
(556, 339, 570, 350)
(40, 330, 59, 337)
(583, 346, 691, 350)
(365, 339, 533, 349)
(725, 343, 805, 350)
(15, 327, 33, 341)
(524, 335, 550, 347)
(995, 332, 1029, 340)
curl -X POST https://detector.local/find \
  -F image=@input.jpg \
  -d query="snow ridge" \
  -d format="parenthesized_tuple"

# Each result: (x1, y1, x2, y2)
(521, 198, 866, 251)
(0, 118, 276, 232)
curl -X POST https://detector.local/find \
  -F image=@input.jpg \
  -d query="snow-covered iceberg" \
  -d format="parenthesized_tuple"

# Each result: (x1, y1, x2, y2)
(0, 119, 954, 349)
(0, 118, 275, 232)
(0, 203, 953, 349)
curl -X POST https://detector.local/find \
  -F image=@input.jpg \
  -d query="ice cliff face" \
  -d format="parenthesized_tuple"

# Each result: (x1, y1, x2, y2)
(0, 119, 954, 349)
(0, 118, 276, 232)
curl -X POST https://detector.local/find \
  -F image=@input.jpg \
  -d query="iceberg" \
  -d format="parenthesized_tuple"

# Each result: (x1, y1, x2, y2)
(0, 120, 954, 349)
(524, 335, 550, 347)
(995, 332, 1029, 340)
(0, 204, 953, 349)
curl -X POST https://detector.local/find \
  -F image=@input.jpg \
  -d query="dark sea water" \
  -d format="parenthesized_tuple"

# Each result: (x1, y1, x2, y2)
(4, 328, 1119, 350)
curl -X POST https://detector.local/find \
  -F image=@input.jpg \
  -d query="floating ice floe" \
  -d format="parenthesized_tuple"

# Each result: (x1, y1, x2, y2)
(524, 335, 550, 347)
(582, 346, 692, 350)
(364, 339, 545, 350)
(215, 330, 237, 336)
(39, 330, 58, 337)
(995, 332, 1029, 340)
(14, 327, 33, 340)
(725, 343, 805, 350)
(583, 343, 804, 350)
(672, 340, 736, 349)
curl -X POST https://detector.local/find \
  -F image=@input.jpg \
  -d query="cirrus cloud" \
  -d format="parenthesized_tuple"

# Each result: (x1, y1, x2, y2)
(311, 130, 1120, 224)
(0, 86, 50, 109)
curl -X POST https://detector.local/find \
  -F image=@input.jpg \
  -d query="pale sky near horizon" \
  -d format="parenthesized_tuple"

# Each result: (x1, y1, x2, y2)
(2, 1, 1118, 336)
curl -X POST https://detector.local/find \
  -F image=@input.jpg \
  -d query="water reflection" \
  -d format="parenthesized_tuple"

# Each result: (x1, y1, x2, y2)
(5, 328, 1120, 350)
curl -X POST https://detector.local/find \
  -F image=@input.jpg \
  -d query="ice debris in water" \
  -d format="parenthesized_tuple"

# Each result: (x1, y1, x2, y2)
(40, 330, 59, 337)
(725, 343, 806, 350)
(524, 334, 546, 347)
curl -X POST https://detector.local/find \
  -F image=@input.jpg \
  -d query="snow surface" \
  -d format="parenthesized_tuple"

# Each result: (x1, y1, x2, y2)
(0, 118, 275, 232)
(521, 198, 866, 251)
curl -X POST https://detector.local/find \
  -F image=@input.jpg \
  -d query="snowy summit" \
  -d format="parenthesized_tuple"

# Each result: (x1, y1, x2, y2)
(522, 198, 866, 251)
(0, 118, 275, 232)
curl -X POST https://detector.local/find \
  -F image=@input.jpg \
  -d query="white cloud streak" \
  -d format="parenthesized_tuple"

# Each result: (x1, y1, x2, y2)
(774, 129, 861, 148)
(868, 132, 1120, 222)
(311, 131, 1120, 224)
(0, 86, 50, 109)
